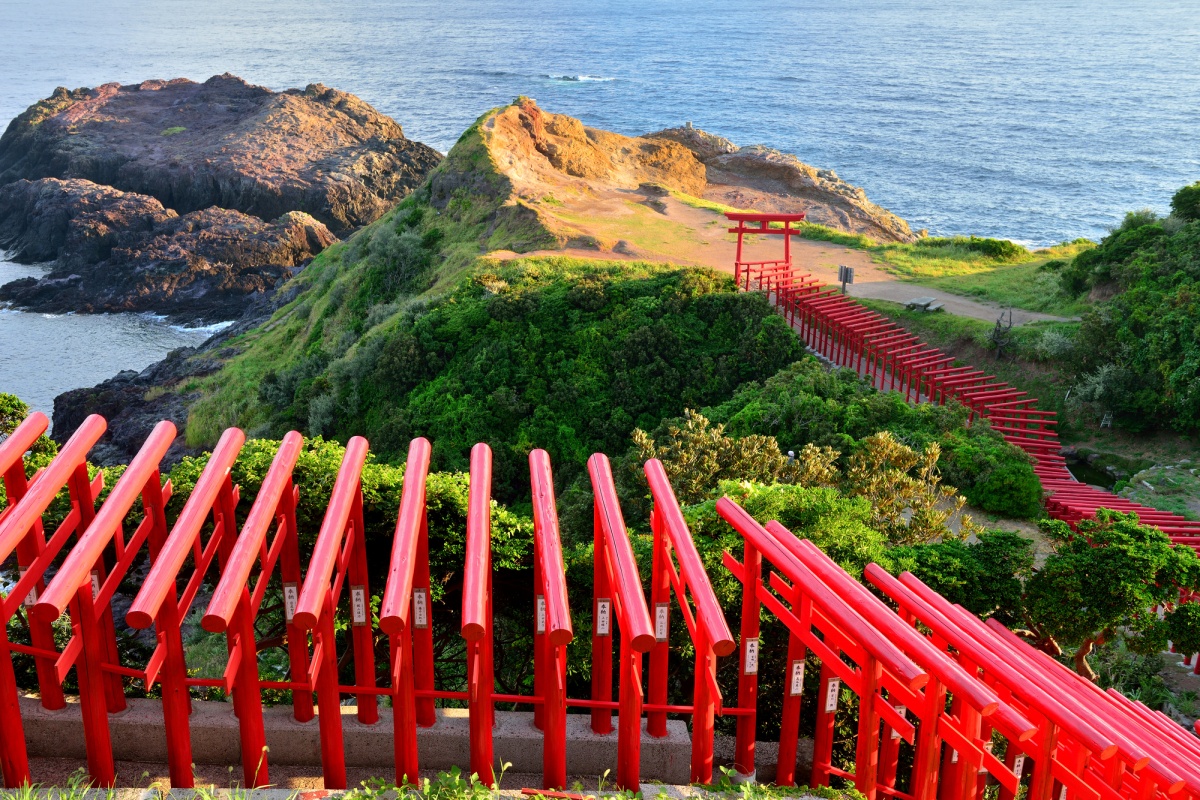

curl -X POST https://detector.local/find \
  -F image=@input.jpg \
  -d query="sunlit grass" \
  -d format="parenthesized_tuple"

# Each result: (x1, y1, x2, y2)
(872, 239, 1093, 279)
(913, 263, 1091, 317)
(667, 188, 1094, 315)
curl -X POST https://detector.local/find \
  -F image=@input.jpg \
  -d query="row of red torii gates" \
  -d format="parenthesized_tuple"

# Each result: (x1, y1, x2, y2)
(1, 411, 1199, 800)
(0, 215, 1194, 798)
(726, 211, 1200, 548)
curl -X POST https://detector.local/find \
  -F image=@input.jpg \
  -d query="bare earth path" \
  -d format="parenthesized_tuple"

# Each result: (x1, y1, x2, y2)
(489, 189, 1073, 326)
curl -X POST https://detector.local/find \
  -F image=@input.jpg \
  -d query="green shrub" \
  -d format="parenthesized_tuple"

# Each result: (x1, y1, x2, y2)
(915, 235, 1027, 262)
(1056, 187, 1200, 431)
(0, 393, 57, 457)
(937, 424, 1042, 518)
(891, 529, 1033, 622)
(1170, 181, 1200, 222)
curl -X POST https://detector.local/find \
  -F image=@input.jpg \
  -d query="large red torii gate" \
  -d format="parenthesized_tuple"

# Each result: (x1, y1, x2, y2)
(727, 211, 807, 291)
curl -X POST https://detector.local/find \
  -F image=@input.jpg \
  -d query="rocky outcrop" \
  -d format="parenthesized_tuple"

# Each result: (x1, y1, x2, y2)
(0, 74, 443, 235)
(0, 177, 174, 262)
(427, 99, 710, 251)
(490, 99, 707, 198)
(649, 126, 916, 243)
(50, 278, 302, 465)
(52, 351, 211, 467)
(0, 177, 334, 322)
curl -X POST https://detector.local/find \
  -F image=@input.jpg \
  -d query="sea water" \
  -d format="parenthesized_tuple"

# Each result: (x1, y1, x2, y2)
(1, 0, 1196, 245)
(0, 256, 222, 417)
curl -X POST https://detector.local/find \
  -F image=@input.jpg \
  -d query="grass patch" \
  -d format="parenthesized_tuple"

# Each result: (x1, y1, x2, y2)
(668, 189, 752, 216)
(860, 238, 1093, 316)
(160, 126, 186, 136)
(871, 238, 1092, 279)
(1118, 464, 1200, 520)
(551, 200, 708, 254)
(856, 297, 1080, 433)
(915, 262, 1091, 317)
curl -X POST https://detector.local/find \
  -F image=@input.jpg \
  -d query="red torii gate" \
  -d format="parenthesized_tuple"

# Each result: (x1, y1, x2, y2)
(728, 211, 807, 291)
(2, 405, 1200, 793)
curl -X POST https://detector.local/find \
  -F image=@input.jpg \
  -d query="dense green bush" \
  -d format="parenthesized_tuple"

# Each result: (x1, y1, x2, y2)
(890, 530, 1033, 623)
(696, 359, 1041, 518)
(937, 425, 1043, 517)
(0, 393, 57, 457)
(915, 235, 1027, 262)
(262, 260, 806, 502)
(1171, 180, 1200, 222)
(1058, 188, 1200, 431)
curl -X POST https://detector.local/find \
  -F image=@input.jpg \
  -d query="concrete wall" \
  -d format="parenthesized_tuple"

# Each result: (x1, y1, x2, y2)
(18, 697, 811, 785)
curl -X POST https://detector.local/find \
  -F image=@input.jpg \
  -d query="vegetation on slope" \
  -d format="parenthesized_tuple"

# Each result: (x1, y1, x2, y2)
(1053, 184, 1200, 432)
(258, 258, 804, 499)
(184, 107, 560, 446)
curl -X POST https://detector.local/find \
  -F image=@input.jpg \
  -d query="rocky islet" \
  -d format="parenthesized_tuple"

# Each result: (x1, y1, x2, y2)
(0, 74, 443, 323)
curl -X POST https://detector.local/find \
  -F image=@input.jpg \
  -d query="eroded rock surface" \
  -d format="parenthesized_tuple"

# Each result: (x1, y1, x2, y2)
(489, 99, 707, 198)
(0, 74, 443, 234)
(0, 177, 335, 322)
(650, 125, 916, 243)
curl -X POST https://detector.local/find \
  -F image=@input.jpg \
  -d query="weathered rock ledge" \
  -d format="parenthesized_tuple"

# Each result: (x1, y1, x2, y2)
(0, 178, 334, 323)
(0, 74, 443, 235)
(649, 125, 916, 243)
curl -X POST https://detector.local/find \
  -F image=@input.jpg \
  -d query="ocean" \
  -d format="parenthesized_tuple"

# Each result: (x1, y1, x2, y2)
(0, 257, 223, 416)
(0, 0, 1198, 413)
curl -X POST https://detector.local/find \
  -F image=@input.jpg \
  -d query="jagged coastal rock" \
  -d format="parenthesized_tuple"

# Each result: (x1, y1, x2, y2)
(0, 75, 442, 322)
(425, 99, 915, 253)
(649, 125, 916, 242)
(0, 74, 443, 234)
(0, 177, 335, 322)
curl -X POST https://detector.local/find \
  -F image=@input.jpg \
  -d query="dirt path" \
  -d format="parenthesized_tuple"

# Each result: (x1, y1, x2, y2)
(489, 189, 1073, 327)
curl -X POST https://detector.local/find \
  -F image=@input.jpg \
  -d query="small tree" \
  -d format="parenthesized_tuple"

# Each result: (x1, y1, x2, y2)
(630, 409, 837, 505)
(1024, 510, 1200, 680)
(0, 393, 57, 458)
(842, 431, 979, 545)
(636, 413, 976, 544)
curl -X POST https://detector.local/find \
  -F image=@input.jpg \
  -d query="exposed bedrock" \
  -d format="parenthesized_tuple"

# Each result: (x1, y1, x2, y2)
(0, 74, 443, 235)
(0, 177, 334, 322)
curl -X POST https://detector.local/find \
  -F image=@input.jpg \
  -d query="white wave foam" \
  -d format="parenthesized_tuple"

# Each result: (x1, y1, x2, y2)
(545, 74, 615, 82)
(170, 319, 235, 335)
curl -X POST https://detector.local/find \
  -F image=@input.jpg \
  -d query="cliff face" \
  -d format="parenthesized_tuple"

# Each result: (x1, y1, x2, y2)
(0, 178, 335, 322)
(649, 126, 917, 243)
(0, 74, 443, 235)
